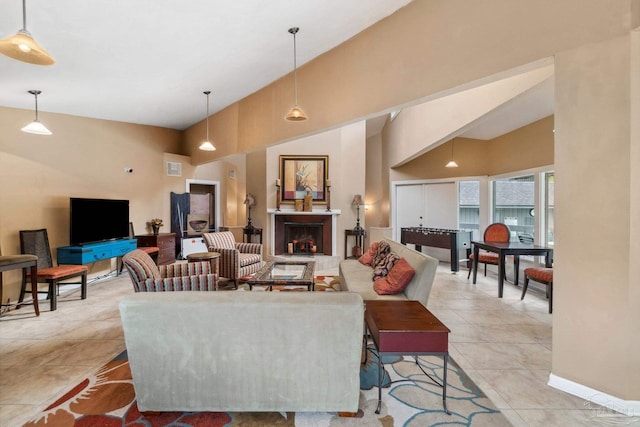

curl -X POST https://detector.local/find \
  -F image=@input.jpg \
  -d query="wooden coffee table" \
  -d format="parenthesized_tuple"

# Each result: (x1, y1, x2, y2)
(364, 300, 451, 415)
(247, 260, 315, 291)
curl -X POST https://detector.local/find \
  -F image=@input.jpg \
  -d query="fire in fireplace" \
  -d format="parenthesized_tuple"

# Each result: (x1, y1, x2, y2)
(284, 222, 323, 255)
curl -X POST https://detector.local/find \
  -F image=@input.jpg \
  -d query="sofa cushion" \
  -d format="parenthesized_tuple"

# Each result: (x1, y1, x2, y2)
(239, 253, 261, 267)
(358, 241, 379, 266)
(371, 241, 391, 268)
(372, 252, 400, 280)
(373, 258, 415, 295)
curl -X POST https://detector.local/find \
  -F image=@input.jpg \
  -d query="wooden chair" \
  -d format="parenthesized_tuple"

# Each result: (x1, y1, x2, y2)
(521, 267, 553, 313)
(467, 223, 513, 279)
(19, 229, 88, 311)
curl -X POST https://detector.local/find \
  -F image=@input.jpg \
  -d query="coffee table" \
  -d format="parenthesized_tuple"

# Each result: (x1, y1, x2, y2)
(364, 300, 451, 415)
(247, 260, 315, 291)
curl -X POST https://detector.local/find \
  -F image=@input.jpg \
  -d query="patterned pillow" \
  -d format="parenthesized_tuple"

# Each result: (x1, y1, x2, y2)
(371, 241, 391, 269)
(374, 258, 415, 295)
(358, 242, 379, 266)
(372, 252, 400, 281)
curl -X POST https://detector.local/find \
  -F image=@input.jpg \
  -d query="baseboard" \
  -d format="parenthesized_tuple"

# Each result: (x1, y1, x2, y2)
(548, 373, 640, 417)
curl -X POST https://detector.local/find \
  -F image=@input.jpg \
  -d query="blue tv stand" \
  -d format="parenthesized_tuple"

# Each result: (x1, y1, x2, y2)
(57, 239, 137, 265)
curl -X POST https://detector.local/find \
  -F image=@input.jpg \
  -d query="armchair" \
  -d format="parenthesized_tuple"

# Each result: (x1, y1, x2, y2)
(122, 249, 217, 292)
(203, 231, 263, 288)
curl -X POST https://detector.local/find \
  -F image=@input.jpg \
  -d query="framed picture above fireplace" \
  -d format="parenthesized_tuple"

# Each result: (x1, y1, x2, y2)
(279, 155, 328, 203)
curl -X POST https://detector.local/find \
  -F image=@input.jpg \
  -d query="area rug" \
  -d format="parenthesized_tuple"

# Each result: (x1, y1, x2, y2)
(24, 345, 509, 427)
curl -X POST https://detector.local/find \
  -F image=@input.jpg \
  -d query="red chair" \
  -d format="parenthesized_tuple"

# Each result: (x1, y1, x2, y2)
(467, 223, 512, 279)
(521, 267, 553, 313)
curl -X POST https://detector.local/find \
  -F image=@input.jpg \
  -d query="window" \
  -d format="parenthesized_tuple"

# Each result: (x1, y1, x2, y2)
(492, 175, 535, 242)
(459, 180, 480, 240)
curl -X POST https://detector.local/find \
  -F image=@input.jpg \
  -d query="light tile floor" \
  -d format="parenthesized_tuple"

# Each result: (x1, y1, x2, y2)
(0, 263, 622, 426)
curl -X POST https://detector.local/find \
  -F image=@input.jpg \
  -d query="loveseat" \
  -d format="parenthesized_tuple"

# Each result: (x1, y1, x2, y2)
(119, 291, 364, 413)
(339, 237, 439, 306)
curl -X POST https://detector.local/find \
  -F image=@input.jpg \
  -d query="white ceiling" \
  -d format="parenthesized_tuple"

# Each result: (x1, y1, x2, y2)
(0, 0, 412, 130)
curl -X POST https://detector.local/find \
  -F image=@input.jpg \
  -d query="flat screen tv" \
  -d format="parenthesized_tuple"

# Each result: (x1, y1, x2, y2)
(70, 198, 129, 245)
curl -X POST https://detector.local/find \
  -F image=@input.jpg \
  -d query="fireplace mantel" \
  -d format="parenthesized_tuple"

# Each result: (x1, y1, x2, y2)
(267, 209, 341, 256)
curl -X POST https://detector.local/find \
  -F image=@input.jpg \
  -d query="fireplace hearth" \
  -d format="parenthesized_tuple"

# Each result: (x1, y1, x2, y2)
(273, 213, 334, 256)
(285, 222, 323, 254)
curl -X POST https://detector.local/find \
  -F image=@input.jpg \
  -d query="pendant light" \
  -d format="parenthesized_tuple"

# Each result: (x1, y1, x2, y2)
(445, 140, 458, 168)
(0, 0, 55, 66)
(285, 27, 307, 121)
(199, 91, 216, 151)
(21, 90, 52, 135)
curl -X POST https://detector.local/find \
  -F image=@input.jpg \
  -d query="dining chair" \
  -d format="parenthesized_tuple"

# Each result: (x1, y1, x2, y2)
(19, 229, 88, 311)
(521, 267, 553, 313)
(467, 223, 512, 280)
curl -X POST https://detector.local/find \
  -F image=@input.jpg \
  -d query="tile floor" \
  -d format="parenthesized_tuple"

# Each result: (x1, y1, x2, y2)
(0, 263, 616, 426)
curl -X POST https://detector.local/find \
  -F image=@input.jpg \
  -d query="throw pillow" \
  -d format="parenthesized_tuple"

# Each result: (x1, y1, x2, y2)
(372, 251, 400, 281)
(358, 241, 379, 266)
(374, 258, 415, 295)
(371, 241, 391, 269)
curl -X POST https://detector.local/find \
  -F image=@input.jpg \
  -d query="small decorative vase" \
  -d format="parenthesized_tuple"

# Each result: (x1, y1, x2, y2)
(152, 225, 160, 235)
(303, 191, 313, 212)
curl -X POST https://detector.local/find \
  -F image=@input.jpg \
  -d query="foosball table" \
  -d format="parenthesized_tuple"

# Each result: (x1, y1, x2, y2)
(400, 227, 472, 273)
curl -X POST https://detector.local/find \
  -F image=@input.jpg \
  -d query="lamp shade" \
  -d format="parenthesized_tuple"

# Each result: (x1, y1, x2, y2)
(21, 120, 52, 135)
(0, 30, 54, 65)
(286, 105, 307, 121)
(352, 194, 364, 206)
(445, 160, 459, 168)
(199, 141, 215, 151)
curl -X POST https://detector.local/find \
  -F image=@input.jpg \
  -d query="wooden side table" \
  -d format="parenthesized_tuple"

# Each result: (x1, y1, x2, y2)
(344, 229, 367, 259)
(186, 252, 221, 290)
(364, 300, 451, 415)
(243, 227, 263, 244)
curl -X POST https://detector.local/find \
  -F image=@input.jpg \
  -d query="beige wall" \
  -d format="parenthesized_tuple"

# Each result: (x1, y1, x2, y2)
(554, 33, 639, 399)
(0, 106, 184, 300)
(386, 116, 554, 200)
(182, 0, 631, 163)
(264, 122, 366, 257)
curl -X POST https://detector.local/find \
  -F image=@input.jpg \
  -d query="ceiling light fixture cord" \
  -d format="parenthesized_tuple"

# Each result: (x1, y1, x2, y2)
(291, 27, 299, 107)
(199, 91, 216, 151)
(285, 27, 307, 121)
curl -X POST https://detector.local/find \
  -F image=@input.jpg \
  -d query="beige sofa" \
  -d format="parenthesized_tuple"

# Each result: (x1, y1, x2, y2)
(119, 291, 364, 413)
(339, 237, 439, 306)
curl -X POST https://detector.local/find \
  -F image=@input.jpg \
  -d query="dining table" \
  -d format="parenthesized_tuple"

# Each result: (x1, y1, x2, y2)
(471, 241, 553, 298)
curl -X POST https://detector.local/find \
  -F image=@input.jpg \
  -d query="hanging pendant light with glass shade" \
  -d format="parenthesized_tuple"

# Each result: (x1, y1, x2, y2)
(285, 27, 307, 121)
(22, 90, 52, 135)
(445, 140, 458, 168)
(0, 0, 55, 66)
(199, 91, 216, 151)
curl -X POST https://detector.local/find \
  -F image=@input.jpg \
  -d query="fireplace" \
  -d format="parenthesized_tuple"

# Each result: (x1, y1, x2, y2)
(274, 214, 333, 255)
(284, 223, 323, 254)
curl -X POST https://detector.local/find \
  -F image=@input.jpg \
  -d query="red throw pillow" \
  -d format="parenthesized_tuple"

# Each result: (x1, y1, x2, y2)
(358, 242, 379, 266)
(373, 258, 415, 295)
